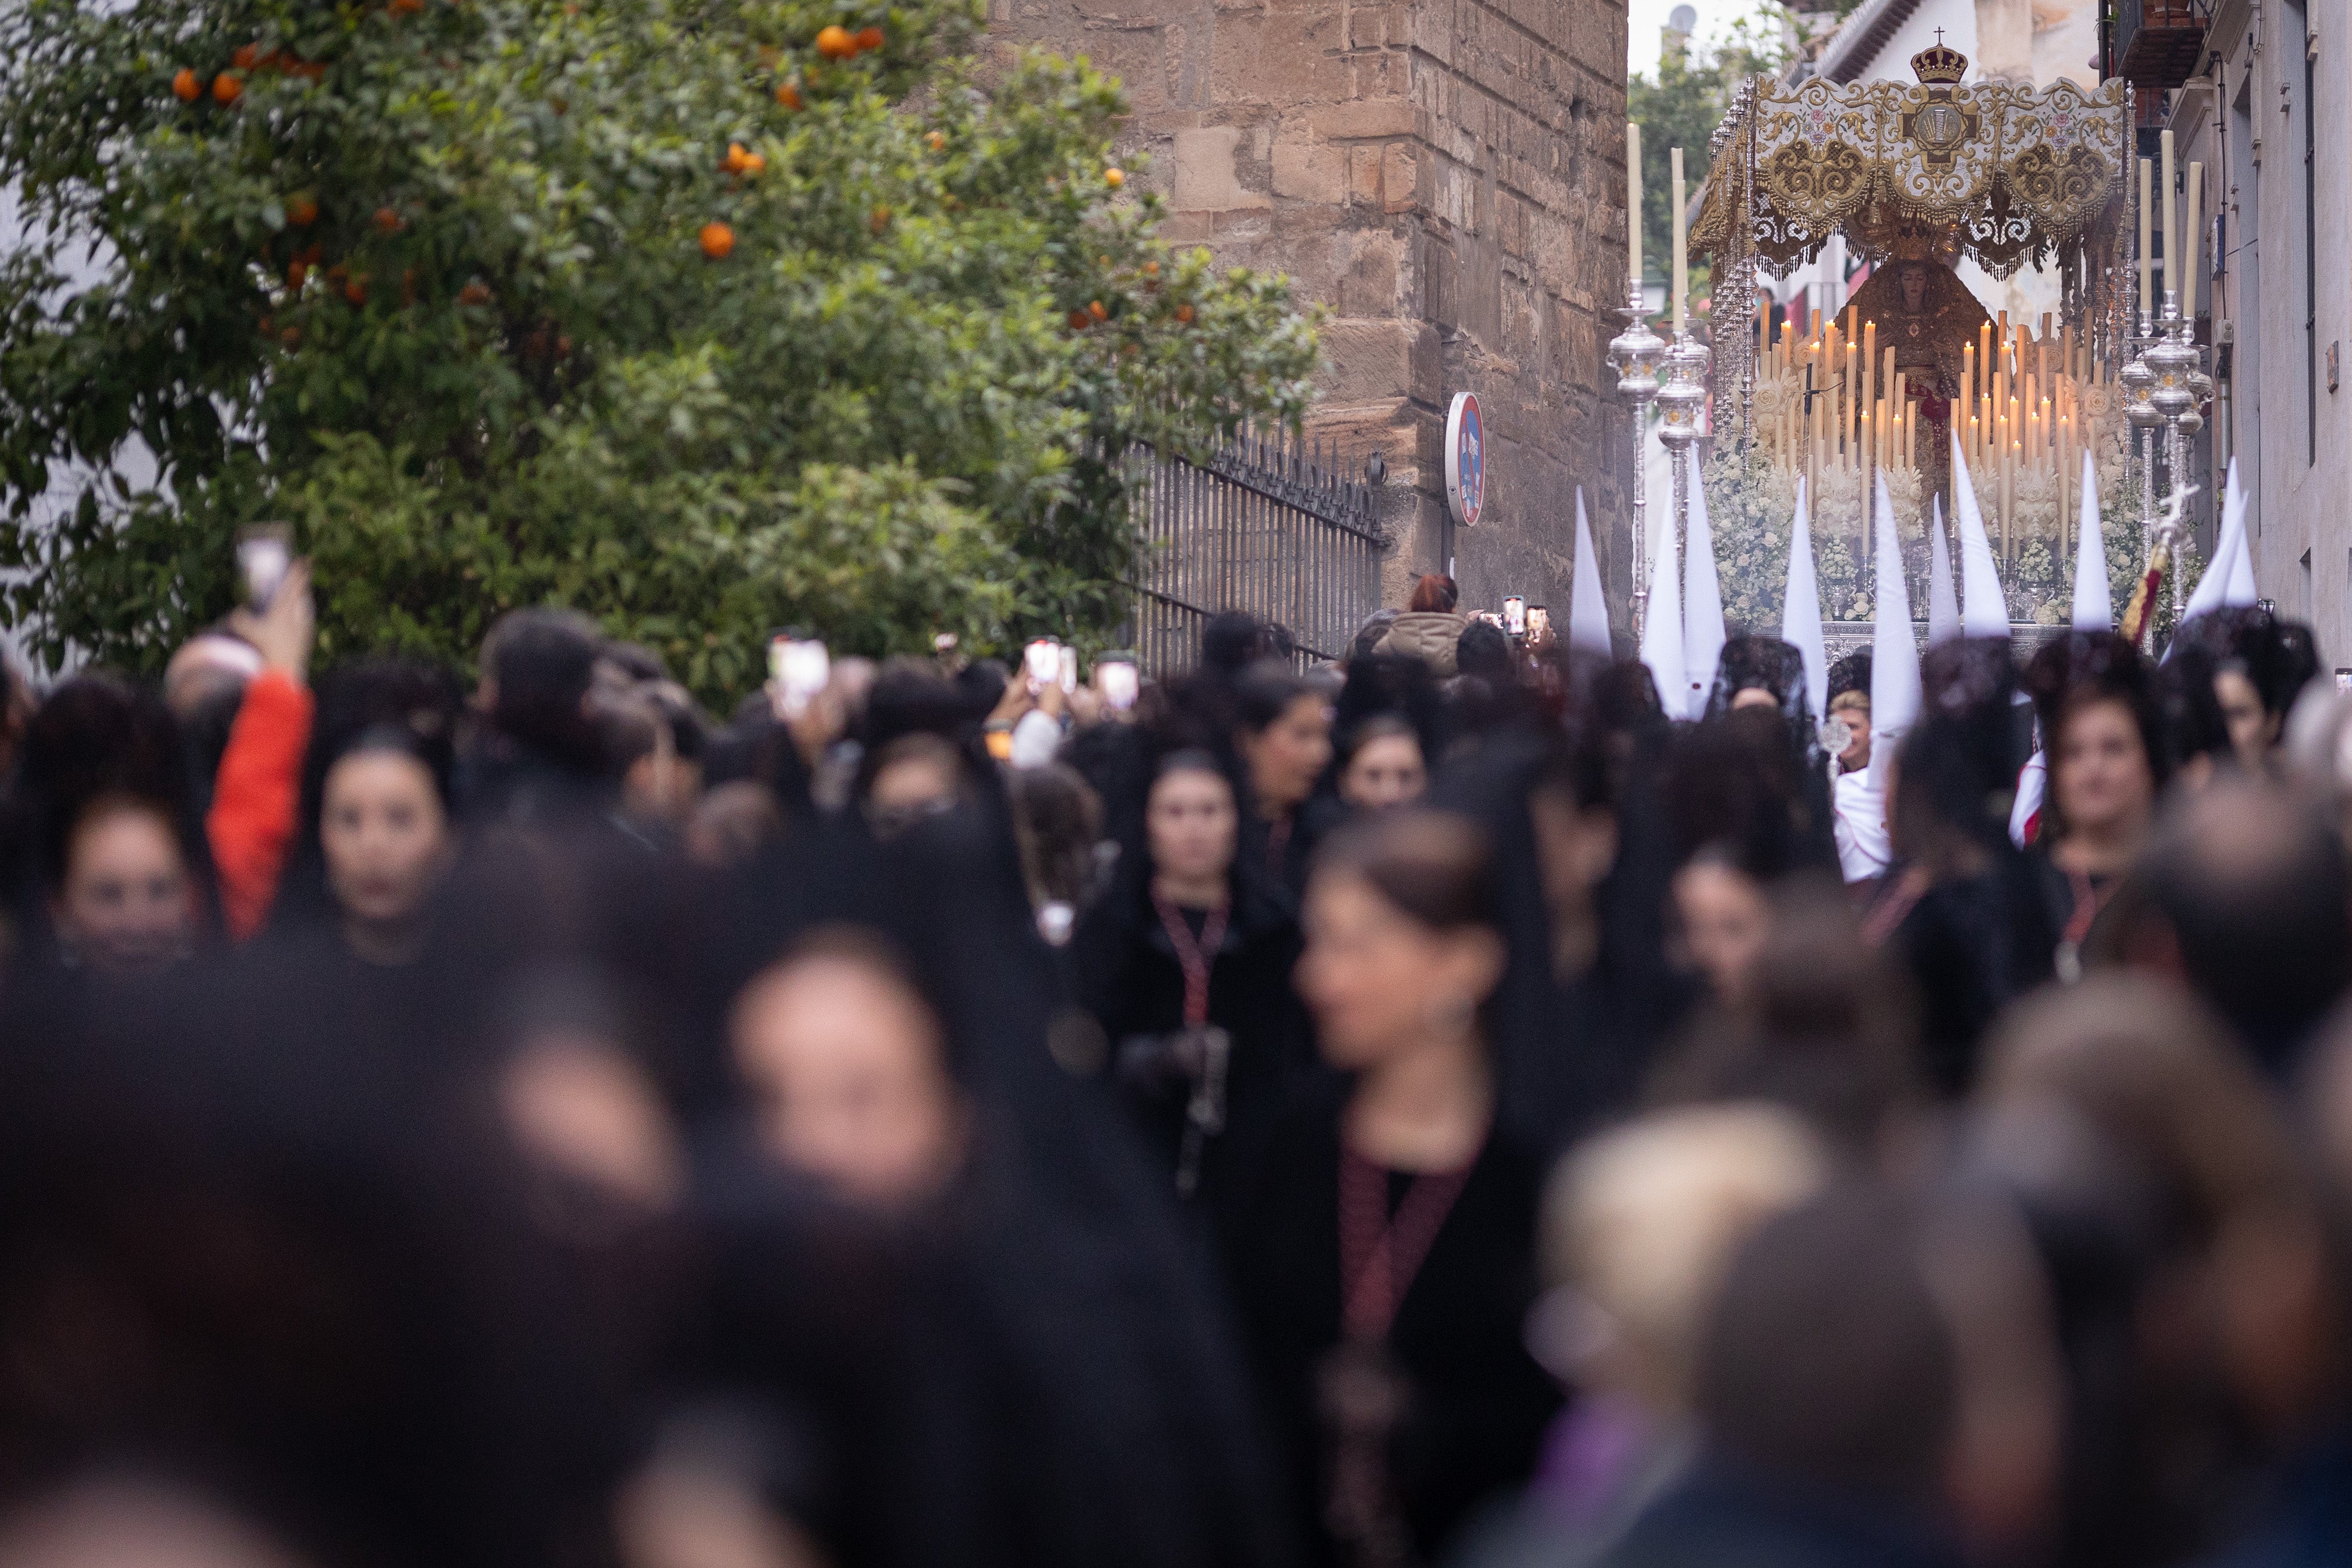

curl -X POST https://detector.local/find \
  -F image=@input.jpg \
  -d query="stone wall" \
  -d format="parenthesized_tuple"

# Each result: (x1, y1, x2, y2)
(988, 0, 1632, 624)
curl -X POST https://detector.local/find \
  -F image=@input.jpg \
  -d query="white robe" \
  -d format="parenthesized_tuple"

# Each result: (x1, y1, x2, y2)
(1833, 768, 1892, 883)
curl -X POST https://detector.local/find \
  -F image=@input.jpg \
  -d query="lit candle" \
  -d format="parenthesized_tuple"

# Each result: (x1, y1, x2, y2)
(2184, 161, 2203, 319)
(1863, 319, 1877, 400)
(2139, 156, 2153, 315)
(2160, 129, 2176, 307)
(2040, 394, 2053, 474)
(1964, 340, 1976, 409)
(1671, 147, 1687, 332)
(1979, 322, 1993, 401)
(1627, 123, 1642, 282)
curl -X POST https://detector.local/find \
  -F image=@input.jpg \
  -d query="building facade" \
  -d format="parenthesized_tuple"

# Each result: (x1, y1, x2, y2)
(988, 0, 1633, 618)
(2181, 0, 2350, 650)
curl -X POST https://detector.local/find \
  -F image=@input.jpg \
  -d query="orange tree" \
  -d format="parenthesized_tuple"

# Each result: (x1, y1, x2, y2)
(0, 0, 1316, 699)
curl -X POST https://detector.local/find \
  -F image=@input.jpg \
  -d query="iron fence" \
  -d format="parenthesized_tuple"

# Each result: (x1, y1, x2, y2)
(1125, 427, 1388, 673)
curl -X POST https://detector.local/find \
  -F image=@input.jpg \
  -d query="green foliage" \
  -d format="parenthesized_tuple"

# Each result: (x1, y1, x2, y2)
(0, 0, 1318, 702)
(1704, 444, 1857, 633)
(1629, 8, 1792, 297)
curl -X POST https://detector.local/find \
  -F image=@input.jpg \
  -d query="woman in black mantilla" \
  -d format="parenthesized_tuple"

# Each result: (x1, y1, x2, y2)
(1221, 809, 1561, 1566)
(1070, 749, 1317, 1207)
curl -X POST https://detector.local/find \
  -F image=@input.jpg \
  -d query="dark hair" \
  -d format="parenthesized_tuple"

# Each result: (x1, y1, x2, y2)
(1408, 574, 1459, 614)
(1007, 764, 1105, 911)
(483, 609, 605, 770)
(1455, 620, 1515, 684)
(1199, 612, 1267, 677)
(2176, 606, 2322, 720)
(1349, 609, 1402, 664)
(1662, 707, 1823, 881)
(600, 640, 670, 684)
(2153, 643, 2233, 770)
(592, 691, 664, 776)
(1826, 649, 1873, 705)
(15, 674, 196, 895)
(2140, 778, 2352, 1072)
(1154, 747, 1230, 786)
(1232, 660, 1318, 737)
(1311, 808, 1495, 934)
(2022, 631, 2168, 844)
(643, 682, 709, 764)
(1697, 1189, 1957, 1500)
(1893, 637, 2023, 864)
(1336, 713, 1420, 773)
(305, 660, 462, 820)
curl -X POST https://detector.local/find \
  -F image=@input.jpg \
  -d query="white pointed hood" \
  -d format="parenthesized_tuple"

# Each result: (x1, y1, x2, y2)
(1950, 427, 2009, 637)
(1927, 500, 1960, 646)
(2181, 456, 2250, 623)
(1567, 487, 1612, 655)
(1868, 472, 1920, 790)
(1780, 476, 1828, 724)
(2072, 448, 2112, 631)
(1640, 476, 1689, 719)
(1682, 449, 1727, 714)
(2223, 460, 2257, 606)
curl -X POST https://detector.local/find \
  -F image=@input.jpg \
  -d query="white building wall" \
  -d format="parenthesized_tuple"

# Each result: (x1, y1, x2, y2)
(2203, 0, 2352, 654)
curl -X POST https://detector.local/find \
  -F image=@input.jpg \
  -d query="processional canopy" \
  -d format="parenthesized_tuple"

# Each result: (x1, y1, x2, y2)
(1692, 40, 2132, 283)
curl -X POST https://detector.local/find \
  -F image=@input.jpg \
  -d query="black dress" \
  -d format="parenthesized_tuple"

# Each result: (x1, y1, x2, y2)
(1070, 861, 1317, 1209)
(1220, 1076, 1562, 1566)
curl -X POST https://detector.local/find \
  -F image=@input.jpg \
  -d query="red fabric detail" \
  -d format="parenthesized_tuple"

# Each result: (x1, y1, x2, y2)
(206, 670, 314, 941)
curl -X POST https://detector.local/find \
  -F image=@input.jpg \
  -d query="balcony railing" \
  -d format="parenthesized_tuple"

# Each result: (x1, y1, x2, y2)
(2114, 0, 2210, 91)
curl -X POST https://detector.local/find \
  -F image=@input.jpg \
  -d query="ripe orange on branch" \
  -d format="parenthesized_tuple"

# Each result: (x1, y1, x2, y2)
(212, 72, 242, 103)
(776, 81, 803, 109)
(172, 68, 201, 101)
(1104, 167, 1124, 188)
(856, 26, 884, 49)
(286, 194, 319, 227)
(373, 206, 403, 234)
(723, 142, 750, 172)
(699, 222, 736, 259)
(232, 43, 259, 69)
(814, 25, 855, 58)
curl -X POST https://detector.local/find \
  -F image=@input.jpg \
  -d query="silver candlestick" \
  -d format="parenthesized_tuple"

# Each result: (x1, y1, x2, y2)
(1655, 327, 1711, 620)
(1608, 279, 1666, 643)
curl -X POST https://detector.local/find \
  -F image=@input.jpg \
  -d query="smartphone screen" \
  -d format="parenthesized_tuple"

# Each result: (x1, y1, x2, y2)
(1502, 596, 1526, 636)
(1098, 659, 1139, 711)
(238, 524, 292, 611)
(1024, 638, 1060, 688)
(770, 636, 830, 718)
(1527, 606, 1551, 641)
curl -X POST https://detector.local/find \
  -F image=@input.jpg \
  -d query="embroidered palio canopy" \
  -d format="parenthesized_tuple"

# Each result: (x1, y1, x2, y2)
(1692, 39, 2132, 283)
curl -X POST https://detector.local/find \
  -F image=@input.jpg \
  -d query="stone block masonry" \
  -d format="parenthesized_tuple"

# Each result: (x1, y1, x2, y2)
(991, 0, 1633, 628)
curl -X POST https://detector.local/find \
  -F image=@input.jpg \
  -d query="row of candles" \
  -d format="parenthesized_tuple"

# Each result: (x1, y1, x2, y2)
(1753, 303, 2115, 541)
(1622, 106, 2212, 547)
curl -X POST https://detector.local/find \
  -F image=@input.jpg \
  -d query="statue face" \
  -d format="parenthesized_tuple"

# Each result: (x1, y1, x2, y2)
(1900, 265, 1927, 313)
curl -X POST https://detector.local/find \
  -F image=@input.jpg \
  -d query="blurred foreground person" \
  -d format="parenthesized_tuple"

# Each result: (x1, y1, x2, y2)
(1599, 1189, 1969, 1568)
(1873, 640, 2054, 1094)
(697, 817, 1294, 1568)
(1455, 1105, 1827, 1566)
(1973, 977, 2327, 1567)
(1226, 810, 1560, 1565)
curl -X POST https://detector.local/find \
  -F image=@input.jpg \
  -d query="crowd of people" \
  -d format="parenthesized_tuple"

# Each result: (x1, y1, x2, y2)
(0, 556, 2349, 1568)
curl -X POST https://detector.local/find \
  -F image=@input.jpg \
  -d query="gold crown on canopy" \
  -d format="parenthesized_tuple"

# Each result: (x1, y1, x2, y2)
(1911, 31, 1968, 85)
